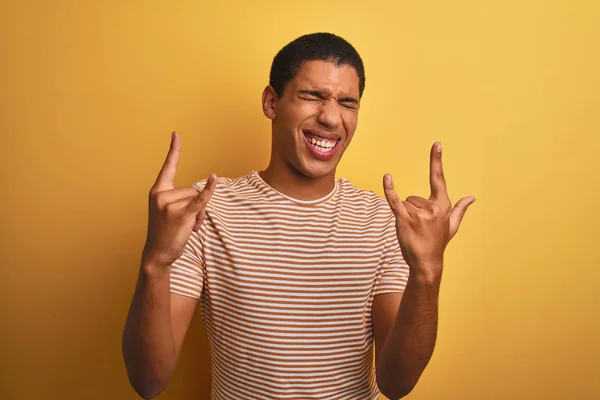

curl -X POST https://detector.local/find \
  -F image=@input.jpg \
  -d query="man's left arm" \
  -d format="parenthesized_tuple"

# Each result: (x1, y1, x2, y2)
(374, 142, 476, 399)
(373, 267, 441, 399)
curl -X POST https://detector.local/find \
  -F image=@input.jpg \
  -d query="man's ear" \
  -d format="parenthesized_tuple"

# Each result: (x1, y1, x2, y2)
(262, 85, 278, 120)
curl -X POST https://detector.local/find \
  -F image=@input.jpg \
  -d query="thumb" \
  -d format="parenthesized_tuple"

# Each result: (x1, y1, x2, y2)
(449, 196, 476, 238)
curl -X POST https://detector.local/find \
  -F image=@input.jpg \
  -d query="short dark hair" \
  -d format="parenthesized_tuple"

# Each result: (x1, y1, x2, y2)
(269, 32, 365, 98)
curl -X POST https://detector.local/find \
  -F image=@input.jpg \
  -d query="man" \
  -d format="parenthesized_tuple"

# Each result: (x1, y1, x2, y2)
(122, 32, 475, 400)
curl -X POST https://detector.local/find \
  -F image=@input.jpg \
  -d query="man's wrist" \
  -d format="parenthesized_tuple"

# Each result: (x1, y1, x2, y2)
(408, 261, 443, 287)
(140, 259, 171, 281)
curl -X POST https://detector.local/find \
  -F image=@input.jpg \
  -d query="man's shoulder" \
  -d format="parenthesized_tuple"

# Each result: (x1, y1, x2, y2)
(338, 177, 389, 205)
(191, 171, 254, 193)
(337, 177, 394, 217)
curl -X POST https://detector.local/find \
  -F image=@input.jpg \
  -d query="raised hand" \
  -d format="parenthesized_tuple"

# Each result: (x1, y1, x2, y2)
(383, 142, 475, 279)
(141, 132, 217, 269)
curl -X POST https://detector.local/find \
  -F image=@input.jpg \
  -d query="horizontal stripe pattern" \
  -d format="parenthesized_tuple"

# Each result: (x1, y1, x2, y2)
(170, 171, 409, 400)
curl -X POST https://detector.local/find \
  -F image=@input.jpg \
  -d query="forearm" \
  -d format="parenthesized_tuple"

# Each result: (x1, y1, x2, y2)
(376, 268, 442, 399)
(122, 263, 176, 398)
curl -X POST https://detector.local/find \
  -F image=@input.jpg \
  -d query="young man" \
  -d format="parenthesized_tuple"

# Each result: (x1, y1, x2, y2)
(122, 33, 475, 400)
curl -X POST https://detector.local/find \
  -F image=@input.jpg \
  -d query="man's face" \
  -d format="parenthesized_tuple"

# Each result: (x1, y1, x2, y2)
(264, 60, 361, 179)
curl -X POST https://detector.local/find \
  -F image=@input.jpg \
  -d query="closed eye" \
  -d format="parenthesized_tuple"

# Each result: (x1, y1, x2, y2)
(298, 90, 325, 101)
(339, 97, 359, 110)
(297, 90, 359, 109)
(340, 101, 359, 110)
(303, 96, 321, 102)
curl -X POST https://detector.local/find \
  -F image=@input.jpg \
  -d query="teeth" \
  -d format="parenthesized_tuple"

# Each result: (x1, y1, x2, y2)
(310, 141, 334, 152)
(309, 136, 334, 146)
(306, 133, 337, 152)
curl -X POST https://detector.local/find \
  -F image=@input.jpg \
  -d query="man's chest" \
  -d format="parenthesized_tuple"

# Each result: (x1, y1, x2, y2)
(199, 205, 385, 323)
(202, 206, 386, 286)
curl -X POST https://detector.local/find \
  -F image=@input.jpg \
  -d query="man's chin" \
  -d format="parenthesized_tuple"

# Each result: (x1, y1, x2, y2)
(296, 161, 337, 180)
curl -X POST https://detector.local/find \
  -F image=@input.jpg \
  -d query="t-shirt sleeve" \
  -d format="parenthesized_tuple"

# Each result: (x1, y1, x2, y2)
(373, 215, 410, 296)
(169, 179, 210, 300)
(169, 228, 206, 300)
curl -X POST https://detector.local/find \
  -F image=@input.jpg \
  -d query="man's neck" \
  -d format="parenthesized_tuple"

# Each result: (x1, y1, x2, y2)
(259, 164, 336, 201)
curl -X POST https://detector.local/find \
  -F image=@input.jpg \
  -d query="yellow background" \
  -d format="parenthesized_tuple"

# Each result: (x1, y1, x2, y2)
(1, 1, 599, 399)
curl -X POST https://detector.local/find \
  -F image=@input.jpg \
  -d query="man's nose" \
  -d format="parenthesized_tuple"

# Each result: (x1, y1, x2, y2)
(316, 100, 342, 129)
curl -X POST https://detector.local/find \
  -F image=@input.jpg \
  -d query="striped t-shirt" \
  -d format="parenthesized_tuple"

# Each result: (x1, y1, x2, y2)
(169, 170, 410, 400)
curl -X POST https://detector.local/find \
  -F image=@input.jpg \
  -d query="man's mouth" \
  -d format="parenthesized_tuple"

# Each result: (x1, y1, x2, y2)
(302, 131, 340, 156)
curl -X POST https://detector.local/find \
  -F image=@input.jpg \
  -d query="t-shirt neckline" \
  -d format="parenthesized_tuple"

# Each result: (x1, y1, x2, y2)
(251, 170, 338, 206)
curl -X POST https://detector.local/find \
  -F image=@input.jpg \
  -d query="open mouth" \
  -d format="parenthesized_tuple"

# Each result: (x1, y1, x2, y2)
(303, 131, 340, 157)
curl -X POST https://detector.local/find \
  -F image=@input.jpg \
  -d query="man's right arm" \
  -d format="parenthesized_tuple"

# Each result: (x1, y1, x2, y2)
(121, 132, 216, 399)
(122, 264, 197, 399)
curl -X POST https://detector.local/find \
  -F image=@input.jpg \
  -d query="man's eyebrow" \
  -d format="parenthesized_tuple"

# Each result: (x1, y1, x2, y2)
(339, 96, 359, 104)
(298, 89, 325, 98)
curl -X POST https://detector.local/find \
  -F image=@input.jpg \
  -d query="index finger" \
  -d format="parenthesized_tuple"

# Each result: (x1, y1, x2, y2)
(429, 142, 450, 203)
(153, 131, 180, 192)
